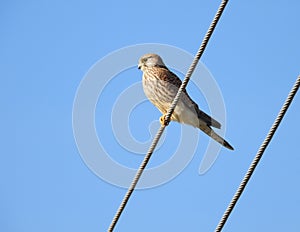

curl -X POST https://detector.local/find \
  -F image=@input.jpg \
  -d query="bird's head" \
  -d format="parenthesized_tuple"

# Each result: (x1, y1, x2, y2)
(138, 53, 166, 71)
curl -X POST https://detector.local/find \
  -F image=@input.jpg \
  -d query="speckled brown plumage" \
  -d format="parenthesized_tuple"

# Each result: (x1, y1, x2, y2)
(138, 53, 234, 150)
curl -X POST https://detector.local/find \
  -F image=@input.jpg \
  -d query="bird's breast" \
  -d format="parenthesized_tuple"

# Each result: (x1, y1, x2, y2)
(143, 75, 175, 100)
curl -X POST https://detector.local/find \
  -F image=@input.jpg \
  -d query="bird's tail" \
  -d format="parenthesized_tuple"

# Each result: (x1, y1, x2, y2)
(198, 124, 234, 150)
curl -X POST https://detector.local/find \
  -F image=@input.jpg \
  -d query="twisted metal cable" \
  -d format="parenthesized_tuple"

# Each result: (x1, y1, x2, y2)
(215, 75, 300, 232)
(108, 126, 167, 232)
(164, 0, 229, 124)
(108, 1, 229, 231)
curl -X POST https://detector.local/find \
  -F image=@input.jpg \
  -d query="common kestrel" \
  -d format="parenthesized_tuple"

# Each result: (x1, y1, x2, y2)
(138, 53, 234, 150)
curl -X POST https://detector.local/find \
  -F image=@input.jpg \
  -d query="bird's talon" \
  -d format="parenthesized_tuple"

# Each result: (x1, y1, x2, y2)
(160, 115, 169, 126)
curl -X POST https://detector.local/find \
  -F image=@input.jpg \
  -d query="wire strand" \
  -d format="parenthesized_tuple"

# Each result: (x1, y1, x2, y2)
(214, 75, 300, 232)
(108, 1, 229, 231)
(165, 0, 229, 123)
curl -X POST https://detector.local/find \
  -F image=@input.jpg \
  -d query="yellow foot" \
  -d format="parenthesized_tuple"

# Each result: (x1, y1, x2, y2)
(159, 115, 169, 126)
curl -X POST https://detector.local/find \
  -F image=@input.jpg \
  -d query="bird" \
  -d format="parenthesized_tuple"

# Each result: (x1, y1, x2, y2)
(138, 53, 234, 150)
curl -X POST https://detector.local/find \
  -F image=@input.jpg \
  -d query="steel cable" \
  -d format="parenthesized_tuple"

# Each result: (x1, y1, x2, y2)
(215, 75, 300, 232)
(108, 1, 229, 231)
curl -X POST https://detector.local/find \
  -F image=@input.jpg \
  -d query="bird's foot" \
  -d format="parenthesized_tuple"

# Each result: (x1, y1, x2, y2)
(159, 115, 169, 126)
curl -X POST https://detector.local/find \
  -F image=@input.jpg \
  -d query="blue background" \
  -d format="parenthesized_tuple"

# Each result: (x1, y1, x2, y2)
(2, 1, 300, 231)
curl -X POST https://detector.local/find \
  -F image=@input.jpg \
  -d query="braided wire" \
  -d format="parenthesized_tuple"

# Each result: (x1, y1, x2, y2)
(165, 0, 229, 123)
(108, 126, 166, 232)
(215, 75, 300, 232)
(108, 1, 229, 231)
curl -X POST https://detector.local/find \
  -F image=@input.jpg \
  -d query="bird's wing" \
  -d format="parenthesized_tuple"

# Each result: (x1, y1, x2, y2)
(155, 66, 183, 88)
(194, 105, 221, 129)
(163, 68, 222, 129)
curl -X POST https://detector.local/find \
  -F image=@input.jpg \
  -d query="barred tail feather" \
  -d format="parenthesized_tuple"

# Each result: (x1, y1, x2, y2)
(198, 124, 234, 150)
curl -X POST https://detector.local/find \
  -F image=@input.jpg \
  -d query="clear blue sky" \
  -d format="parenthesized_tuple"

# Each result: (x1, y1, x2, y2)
(2, 1, 300, 231)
